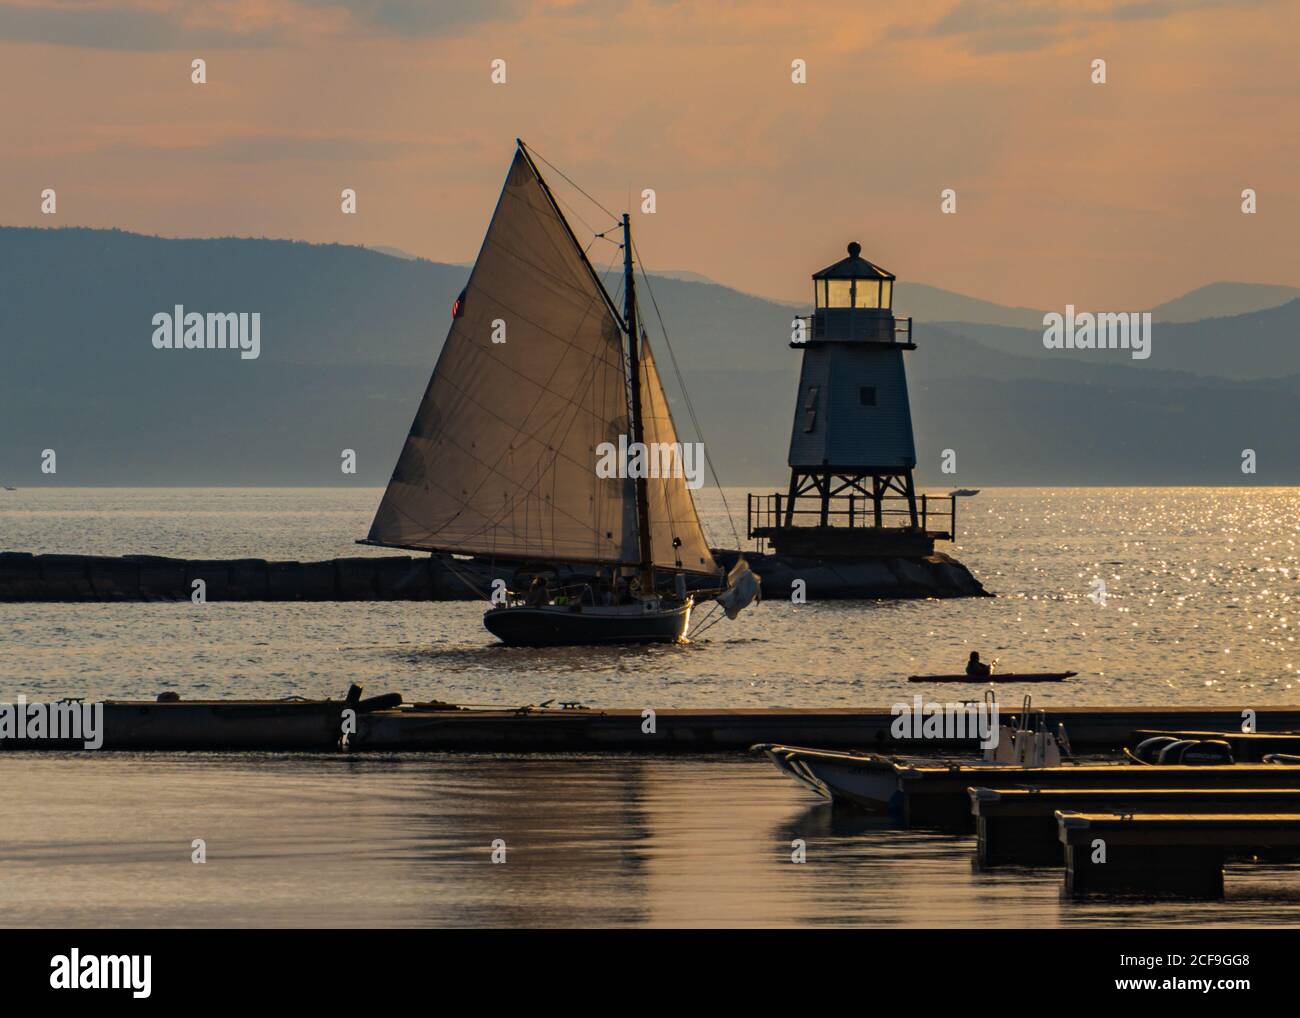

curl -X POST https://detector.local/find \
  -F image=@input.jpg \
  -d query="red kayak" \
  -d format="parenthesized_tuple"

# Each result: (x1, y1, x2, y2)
(906, 671, 1077, 683)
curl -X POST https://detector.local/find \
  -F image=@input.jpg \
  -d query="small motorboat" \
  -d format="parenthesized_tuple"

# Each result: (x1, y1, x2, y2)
(947, 488, 979, 497)
(761, 747, 1300, 825)
(1124, 735, 1234, 766)
(907, 671, 1076, 683)
(483, 597, 692, 646)
(1127, 728, 1300, 763)
(758, 698, 1069, 813)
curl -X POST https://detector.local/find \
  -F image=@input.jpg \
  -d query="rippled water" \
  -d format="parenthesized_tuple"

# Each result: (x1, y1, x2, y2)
(3, 487, 1299, 927)
(4, 753, 1299, 928)
(2, 487, 1297, 706)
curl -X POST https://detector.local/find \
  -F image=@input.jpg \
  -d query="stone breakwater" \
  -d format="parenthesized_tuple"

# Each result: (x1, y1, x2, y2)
(0, 548, 987, 602)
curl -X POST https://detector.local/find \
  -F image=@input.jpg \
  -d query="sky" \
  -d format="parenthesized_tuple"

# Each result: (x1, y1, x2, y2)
(2, 0, 1297, 308)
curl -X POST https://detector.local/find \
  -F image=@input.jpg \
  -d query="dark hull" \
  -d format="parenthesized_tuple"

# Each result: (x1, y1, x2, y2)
(483, 602, 690, 646)
(907, 671, 1077, 683)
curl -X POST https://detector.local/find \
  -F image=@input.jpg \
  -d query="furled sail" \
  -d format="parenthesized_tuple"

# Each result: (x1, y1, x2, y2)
(366, 147, 638, 565)
(638, 339, 719, 576)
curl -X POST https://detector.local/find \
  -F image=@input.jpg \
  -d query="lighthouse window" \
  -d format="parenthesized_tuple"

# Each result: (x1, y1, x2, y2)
(825, 280, 853, 308)
(854, 280, 881, 309)
(802, 387, 819, 432)
(859, 386, 876, 407)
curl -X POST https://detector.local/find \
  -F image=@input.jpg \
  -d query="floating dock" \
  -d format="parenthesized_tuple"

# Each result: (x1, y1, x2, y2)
(972, 786, 1300, 866)
(899, 760, 1300, 829)
(1058, 812, 1300, 898)
(4, 699, 1300, 755)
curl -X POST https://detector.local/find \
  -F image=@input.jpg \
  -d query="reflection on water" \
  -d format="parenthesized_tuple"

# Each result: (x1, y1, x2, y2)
(3, 487, 1298, 706)
(4, 753, 1300, 928)
(6, 486, 1298, 927)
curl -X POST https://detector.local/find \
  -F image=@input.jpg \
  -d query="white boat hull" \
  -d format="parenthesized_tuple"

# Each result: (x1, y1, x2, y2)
(759, 744, 902, 813)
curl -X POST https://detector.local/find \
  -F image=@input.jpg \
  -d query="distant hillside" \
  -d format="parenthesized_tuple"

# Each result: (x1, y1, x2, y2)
(931, 299, 1300, 381)
(894, 282, 1046, 328)
(1, 226, 1297, 488)
(1152, 282, 1300, 323)
(365, 244, 425, 262)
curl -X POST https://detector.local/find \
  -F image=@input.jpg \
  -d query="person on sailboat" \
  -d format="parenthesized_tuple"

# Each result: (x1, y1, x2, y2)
(593, 567, 613, 606)
(966, 651, 992, 678)
(525, 576, 550, 607)
(613, 573, 632, 606)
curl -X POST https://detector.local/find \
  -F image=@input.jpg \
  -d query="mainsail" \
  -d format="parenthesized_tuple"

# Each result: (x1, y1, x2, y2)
(366, 143, 719, 578)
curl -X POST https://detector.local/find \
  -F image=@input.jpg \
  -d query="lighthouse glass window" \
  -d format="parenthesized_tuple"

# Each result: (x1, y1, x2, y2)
(825, 280, 853, 307)
(853, 280, 881, 309)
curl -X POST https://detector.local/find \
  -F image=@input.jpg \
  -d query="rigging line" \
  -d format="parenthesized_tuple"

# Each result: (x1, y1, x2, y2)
(450, 285, 623, 410)
(510, 240, 629, 558)
(518, 142, 627, 331)
(437, 552, 494, 603)
(485, 192, 620, 313)
(687, 601, 723, 639)
(550, 189, 621, 249)
(387, 368, 612, 551)
(541, 168, 619, 240)
(633, 246, 743, 550)
(647, 341, 692, 556)
(639, 344, 686, 561)
(399, 241, 630, 555)
(411, 235, 626, 544)
(378, 350, 616, 550)
(524, 143, 621, 223)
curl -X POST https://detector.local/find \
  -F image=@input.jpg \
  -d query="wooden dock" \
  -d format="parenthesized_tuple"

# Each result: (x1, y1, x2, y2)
(1058, 812, 1300, 898)
(3, 699, 1300, 754)
(354, 704, 1300, 755)
(971, 786, 1300, 866)
(900, 762, 1300, 829)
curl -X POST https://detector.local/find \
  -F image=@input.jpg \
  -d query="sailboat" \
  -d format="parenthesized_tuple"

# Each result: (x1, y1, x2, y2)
(361, 141, 755, 646)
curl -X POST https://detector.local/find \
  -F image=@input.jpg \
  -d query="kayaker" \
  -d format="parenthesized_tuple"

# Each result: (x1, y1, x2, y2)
(966, 651, 991, 678)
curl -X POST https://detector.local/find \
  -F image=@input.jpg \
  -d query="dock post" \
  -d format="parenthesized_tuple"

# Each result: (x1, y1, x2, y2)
(970, 789, 1063, 867)
(1058, 814, 1226, 898)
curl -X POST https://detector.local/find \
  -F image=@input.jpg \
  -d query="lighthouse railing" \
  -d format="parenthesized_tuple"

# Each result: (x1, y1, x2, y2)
(792, 314, 915, 345)
(746, 490, 955, 540)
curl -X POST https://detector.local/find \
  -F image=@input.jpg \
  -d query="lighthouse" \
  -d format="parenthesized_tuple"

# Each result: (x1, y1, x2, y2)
(747, 242, 953, 558)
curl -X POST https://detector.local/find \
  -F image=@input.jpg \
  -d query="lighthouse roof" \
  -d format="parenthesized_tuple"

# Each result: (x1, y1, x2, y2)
(812, 241, 895, 281)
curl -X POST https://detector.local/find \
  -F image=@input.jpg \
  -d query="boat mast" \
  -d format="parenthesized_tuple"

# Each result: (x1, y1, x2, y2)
(622, 213, 655, 594)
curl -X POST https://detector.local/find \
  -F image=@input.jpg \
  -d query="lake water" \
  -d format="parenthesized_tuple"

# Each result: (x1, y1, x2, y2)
(2, 487, 1296, 706)
(4, 752, 1300, 928)
(2, 487, 1299, 927)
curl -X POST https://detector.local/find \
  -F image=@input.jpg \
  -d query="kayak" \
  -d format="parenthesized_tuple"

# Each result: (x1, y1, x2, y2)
(906, 671, 1077, 683)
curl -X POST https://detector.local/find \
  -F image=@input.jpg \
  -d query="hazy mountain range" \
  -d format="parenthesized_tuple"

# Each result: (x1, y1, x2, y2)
(2, 226, 1297, 488)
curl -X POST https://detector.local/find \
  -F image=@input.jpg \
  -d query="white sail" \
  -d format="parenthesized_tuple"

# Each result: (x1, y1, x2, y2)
(366, 147, 637, 565)
(639, 339, 719, 575)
